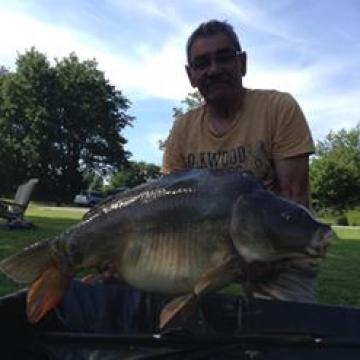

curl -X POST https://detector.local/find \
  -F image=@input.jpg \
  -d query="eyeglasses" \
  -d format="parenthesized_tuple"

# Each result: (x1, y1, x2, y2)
(189, 48, 242, 71)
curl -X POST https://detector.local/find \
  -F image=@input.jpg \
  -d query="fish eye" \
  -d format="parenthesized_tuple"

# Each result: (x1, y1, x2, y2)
(282, 212, 293, 222)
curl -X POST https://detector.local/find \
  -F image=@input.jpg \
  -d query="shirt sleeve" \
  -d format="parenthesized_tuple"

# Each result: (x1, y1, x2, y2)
(161, 117, 188, 174)
(271, 92, 315, 159)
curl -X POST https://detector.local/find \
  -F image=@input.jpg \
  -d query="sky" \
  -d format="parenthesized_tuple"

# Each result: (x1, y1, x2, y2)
(0, 0, 359, 166)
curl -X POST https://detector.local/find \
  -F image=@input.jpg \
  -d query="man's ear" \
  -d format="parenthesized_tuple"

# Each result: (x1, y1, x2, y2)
(185, 65, 196, 87)
(239, 51, 247, 77)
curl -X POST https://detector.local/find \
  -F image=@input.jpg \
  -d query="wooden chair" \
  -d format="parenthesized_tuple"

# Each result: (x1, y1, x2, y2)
(0, 178, 39, 223)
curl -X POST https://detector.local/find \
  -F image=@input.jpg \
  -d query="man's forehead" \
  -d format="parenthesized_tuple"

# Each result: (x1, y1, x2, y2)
(190, 34, 234, 57)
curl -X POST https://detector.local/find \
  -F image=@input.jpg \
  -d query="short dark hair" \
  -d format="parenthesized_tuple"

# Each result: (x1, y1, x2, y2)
(186, 20, 242, 64)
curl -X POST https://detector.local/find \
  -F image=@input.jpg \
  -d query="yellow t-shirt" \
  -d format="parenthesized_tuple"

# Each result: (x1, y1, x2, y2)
(162, 89, 315, 191)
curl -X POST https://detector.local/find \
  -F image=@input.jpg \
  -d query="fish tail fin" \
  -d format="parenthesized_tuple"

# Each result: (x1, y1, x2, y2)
(159, 293, 198, 329)
(0, 240, 54, 283)
(27, 265, 70, 323)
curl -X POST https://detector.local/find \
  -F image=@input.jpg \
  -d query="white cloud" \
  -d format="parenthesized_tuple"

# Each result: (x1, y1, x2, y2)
(0, 5, 193, 101)
(0, 8, 103, 65)
(99, 41, 192, 100)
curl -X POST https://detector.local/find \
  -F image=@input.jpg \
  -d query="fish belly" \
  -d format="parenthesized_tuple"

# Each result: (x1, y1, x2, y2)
(120, 222, 231, 294)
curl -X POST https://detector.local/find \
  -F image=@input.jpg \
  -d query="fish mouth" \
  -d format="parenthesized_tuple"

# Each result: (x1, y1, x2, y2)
(306, 227, 335, 257)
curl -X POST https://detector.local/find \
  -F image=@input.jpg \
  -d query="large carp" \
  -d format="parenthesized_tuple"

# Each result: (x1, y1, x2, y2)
(0, 169, 333, 328)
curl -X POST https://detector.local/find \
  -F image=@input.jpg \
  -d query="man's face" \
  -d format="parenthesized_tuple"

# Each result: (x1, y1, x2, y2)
(186, 33, 246, 105)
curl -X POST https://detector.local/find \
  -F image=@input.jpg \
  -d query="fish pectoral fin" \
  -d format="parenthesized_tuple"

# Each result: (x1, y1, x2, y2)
(160, 294, 197, 329)
(194, 256, 243, 295)
(27, 265, 70, 323)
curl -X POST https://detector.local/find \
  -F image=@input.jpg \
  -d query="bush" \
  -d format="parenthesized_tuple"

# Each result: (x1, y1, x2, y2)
(335, 215, 349, 226)
(346, 210, 360, 226)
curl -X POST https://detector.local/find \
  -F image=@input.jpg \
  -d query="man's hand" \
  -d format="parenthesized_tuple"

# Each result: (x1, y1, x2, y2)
(82, 261, 122, 284)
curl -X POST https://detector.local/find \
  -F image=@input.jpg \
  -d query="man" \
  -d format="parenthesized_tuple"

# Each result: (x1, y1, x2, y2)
(163, 19, 314, 208)
(162, 19, 318, 302)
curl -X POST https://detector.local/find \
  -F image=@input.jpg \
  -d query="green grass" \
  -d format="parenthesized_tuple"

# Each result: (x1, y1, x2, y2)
(318, 227, 360, 306)
(1, 205, 360, 308)
(0, 205, 86, 295)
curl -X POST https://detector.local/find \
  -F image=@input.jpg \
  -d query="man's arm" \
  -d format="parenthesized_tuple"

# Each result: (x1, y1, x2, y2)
(273, 155, 311, 208)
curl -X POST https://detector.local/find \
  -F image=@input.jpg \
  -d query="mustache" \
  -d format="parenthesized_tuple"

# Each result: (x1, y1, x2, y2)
(204, 76, 232, 87)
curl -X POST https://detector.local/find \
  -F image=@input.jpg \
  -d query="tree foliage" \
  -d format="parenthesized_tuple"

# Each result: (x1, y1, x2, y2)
(172, 90, 203, 118)
(0, 48, 133, 199)
(310, 124, 360, 211)
(108, 161, 160, 189)
(158, 91, 203, 151)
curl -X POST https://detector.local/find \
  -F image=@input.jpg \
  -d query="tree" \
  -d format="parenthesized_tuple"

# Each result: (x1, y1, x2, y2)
(0, 48, 134, 200)
(108, 161, 160, 189)
(0, 53, 52, 194)
(172, 90, 203, 118)
(310, 124, 360, 211)
(0, 66, 9, 77)
(158, 91, 203, 150)
(82, 169, 104, 191)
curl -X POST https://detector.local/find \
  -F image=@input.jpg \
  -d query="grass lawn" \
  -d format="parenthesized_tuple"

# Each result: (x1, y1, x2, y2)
(0, 205, 87, 295)
(0, 205, 360, 308)
(318, 226, 360, 306)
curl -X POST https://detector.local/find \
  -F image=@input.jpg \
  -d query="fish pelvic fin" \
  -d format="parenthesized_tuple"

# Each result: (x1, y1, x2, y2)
(0, 240, 54, 283)
(159, 294, 198, 330)
(194, 256, 242, 295)
(27, 265, 70, 323)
